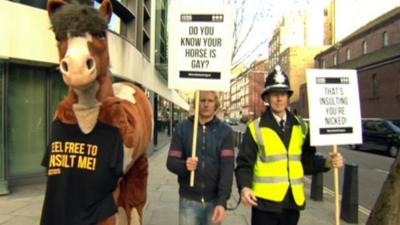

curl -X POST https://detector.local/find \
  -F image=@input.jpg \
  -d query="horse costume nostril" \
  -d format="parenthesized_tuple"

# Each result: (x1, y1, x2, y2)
(61, 60, 69, 73)
(86, 58, 94, 70)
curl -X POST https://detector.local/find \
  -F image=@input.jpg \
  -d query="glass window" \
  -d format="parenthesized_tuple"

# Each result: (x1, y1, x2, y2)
(94, 1, 121, 34)
(48, 68, 68, 135)
(383, 31, 389, 47)
(362, 41, 368, 55)
(346, 48, 351, 60)
(0, 62, 4, 171)
(7, 64, 47, 177)
(18, 0, 47, 9)
(333, 54, 337, 66)
(372, 74, 379, 99)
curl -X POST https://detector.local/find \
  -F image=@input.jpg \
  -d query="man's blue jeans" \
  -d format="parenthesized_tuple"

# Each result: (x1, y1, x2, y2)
(179, 197, 219, 225)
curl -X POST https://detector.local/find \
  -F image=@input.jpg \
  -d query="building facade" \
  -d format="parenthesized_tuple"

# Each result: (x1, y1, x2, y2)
(268, 6, 324, 72)
(267, 5, 326, 114)
(301, 7, 400, 119)
(280, 46, 327, 114)
(0, 0, 188, 194)
(324, 0, 400, 44)
(225, 59, 267, 122)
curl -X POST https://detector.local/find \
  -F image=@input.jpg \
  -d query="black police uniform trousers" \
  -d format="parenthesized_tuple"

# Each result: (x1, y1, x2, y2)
(251, 207, 300, 225)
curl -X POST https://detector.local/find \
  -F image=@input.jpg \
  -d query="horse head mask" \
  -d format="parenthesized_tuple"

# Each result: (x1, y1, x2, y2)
(48, 0, 112, 91)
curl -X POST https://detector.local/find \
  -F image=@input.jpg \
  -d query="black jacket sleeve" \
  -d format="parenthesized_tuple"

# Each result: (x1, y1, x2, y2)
(166, 129, 189, 177)
(235, 127, 258, 192)
(217, 129, 235, 208)
(301, 131, 330, 175)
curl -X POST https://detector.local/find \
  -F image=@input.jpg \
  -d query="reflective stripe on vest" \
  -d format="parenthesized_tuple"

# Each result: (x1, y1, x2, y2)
(249, 117, 306, 206)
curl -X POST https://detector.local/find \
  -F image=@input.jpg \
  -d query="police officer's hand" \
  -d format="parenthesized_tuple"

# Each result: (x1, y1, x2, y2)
(325, 152, 344, 168)
(211, 205, 226, 223)
(240, 187, 257, 208)
(186, 157, 198, 171)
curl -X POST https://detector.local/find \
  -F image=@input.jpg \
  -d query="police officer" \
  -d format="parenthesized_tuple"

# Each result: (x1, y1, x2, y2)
(235, 66, 344, 225)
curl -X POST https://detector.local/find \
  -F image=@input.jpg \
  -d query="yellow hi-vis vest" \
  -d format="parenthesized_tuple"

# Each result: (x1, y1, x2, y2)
(249, 117, 307, 206)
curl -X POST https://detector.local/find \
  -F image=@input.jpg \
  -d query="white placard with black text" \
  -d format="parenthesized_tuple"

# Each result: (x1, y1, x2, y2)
(168, 0, 233, 91)
(306, 69, 362, 146)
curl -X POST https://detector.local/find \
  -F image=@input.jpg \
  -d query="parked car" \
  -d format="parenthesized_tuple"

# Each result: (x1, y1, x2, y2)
(224, 117, 238, 126)
(350, 118, 400, 157)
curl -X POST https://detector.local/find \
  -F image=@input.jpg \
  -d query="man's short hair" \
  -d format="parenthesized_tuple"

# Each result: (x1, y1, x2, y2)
(193, 91, 220, 110)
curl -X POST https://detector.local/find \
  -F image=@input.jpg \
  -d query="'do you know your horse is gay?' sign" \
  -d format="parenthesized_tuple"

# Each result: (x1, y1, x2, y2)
(168, 0, 233, 91)
(306, 69, 362, 146)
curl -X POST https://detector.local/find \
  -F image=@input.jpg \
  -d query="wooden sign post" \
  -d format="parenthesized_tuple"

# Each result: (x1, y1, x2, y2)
(189, 91, 200, 187)
(333, 145, 340, 225)
(168, 0, 233, 187)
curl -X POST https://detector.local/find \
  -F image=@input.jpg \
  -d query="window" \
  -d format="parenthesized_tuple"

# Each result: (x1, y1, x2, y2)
(383, 31, 389, 47)
(321, 59, 326, 68)
(5, 63, 67, 178)
(364, 121, 377, 131)
(333, 54, 337, 66)
(372, 74, 379, 99)
(49, 68, 68, 120)
(346, 48, 351, 60)
(376, 122, 389, 133)
(0, 62, 4, 165)
(94, 1, 121, 34)
(362, 41, 368, 55)
(7, 64, 47, 177)
(397, 70, 400, 100)
(18, 0, 47, 9)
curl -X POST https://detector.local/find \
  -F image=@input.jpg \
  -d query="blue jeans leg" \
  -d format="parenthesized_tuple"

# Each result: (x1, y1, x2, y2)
(179, 197, 219, 225)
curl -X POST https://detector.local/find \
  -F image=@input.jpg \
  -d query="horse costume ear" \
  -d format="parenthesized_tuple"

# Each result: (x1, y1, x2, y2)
(47, 0, 66, 16)
(99, 0, 113, 24)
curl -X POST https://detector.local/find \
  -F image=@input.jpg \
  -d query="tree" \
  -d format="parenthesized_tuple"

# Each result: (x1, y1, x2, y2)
(226, 0, 271, 68)
(366, 154, 400, 225)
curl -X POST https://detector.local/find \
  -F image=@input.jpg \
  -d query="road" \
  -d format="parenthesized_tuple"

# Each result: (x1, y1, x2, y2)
(230, 123, 394, 213)
(317, 145, 394, 212)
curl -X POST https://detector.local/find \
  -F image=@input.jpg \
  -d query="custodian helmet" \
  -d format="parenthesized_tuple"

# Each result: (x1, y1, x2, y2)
(261, 65, 293, 99)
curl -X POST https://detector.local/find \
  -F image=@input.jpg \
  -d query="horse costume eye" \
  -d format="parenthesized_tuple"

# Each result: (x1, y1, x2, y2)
(93, 31, 107, 40)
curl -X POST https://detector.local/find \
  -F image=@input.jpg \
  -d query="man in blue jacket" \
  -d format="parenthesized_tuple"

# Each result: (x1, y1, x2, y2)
(167, 91, 235, 225)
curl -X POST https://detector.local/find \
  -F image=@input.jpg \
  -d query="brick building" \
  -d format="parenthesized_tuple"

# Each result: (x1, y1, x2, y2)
(225, 59, 267, 122)
(300, 7, 400, 119)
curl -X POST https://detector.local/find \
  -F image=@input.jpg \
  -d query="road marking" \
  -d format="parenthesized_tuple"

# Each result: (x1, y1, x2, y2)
(304, 177, 371, 216)
(374, 168, 389, 174)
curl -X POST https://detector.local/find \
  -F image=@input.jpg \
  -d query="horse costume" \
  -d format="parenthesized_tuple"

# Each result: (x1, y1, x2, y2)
(41, 0, 153, 224)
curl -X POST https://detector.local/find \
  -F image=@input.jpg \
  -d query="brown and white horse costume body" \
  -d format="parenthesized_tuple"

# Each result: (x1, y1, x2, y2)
(45, 0, 152, 224)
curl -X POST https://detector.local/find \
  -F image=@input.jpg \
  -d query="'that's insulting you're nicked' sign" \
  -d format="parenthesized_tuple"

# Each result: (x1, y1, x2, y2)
(168, 0, 233, 91)
(306, 69, 362, 146)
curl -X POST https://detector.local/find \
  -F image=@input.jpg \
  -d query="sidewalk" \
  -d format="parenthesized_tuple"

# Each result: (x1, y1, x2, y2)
(0, 140, 368, 225)
(143, 145, 369, 225)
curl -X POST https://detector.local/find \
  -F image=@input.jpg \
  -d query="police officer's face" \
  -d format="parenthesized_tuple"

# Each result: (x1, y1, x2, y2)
(199, 91, 217, 119)
(267, 91, 289, 115)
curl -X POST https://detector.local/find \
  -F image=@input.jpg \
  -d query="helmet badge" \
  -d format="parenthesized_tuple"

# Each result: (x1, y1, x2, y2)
(273, 65, 286, 84)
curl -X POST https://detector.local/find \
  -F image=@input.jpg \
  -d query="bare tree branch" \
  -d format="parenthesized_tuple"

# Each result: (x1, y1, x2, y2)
(232, 11, 260, 59)
(232, 37, 268, 68)
(230, 0, 272, 67)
